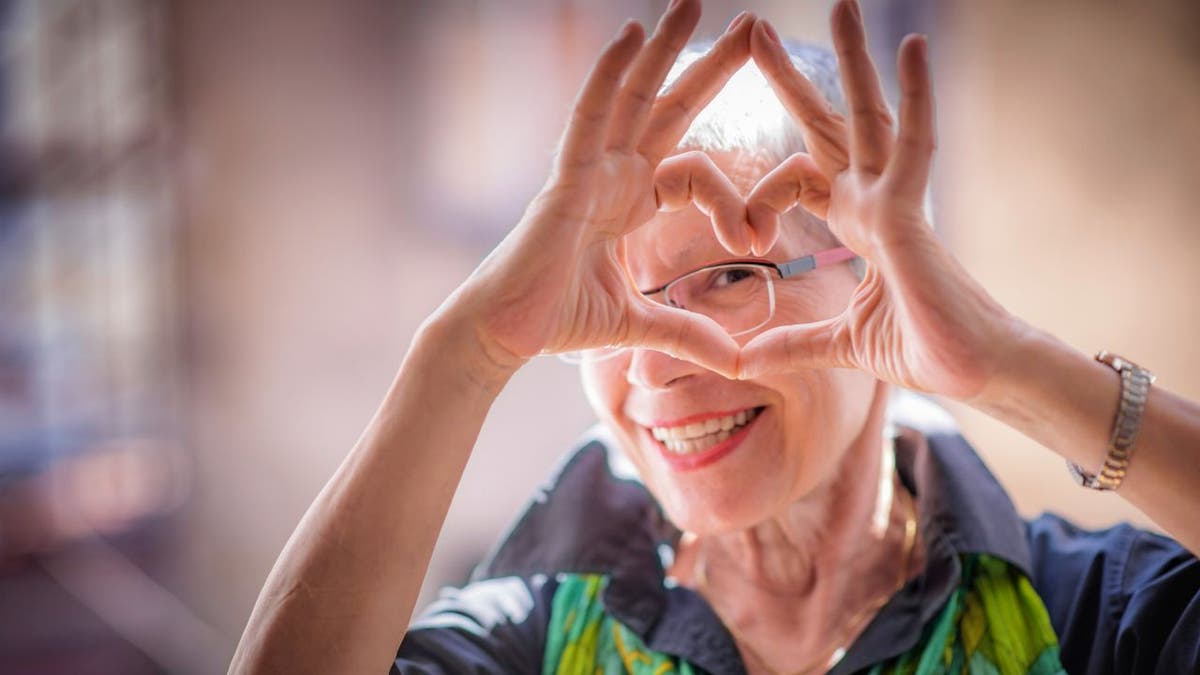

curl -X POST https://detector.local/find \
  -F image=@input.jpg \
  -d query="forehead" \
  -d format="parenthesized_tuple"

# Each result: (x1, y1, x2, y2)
(624, 149, 829, 288)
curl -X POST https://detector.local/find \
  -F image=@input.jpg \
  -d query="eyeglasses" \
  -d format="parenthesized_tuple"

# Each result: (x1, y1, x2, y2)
(560, 246, 858, 364)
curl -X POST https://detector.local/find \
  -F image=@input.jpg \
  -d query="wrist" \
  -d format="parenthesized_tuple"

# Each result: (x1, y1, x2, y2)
(967, 323, 1120, 463)
(412, 305, 528, 399)
(966, 319, 1054, 416)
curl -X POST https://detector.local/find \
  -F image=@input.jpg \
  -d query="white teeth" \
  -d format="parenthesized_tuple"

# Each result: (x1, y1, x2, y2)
(650, 408, 760, 455)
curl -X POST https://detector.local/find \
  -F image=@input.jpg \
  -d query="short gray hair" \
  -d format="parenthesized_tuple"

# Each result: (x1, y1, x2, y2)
(665, 39, 846, 164)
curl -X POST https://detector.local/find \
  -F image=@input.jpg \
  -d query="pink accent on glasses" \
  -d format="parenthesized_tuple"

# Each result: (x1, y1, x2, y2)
(813, 246, 857, 269)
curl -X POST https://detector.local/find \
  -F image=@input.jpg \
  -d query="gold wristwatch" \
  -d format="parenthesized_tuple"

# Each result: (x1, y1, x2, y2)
(1067, 351, 1155, 491)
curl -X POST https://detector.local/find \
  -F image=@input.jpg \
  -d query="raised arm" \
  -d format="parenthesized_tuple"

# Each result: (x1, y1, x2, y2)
(228, 4, 756, 672)
(738, 0, 1200, 555)
(972, 328, 1200, 553)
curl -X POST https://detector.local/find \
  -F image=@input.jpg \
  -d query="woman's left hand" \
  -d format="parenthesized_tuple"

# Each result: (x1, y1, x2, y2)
(735, 0, 1024, 401)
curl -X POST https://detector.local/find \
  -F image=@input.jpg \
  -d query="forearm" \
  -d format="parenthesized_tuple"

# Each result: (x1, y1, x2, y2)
(229, 310, 521, 674)
(972, 323, 1200, 555)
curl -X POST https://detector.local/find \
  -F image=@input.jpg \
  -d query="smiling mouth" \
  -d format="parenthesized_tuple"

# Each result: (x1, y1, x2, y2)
(649, 406, 765, 455)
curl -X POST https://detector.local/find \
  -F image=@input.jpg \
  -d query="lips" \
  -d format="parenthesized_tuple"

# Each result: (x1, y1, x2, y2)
(644, 406, 765, 471)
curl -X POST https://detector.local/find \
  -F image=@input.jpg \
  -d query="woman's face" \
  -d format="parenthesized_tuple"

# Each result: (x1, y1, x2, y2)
(581, 149, 877, 535)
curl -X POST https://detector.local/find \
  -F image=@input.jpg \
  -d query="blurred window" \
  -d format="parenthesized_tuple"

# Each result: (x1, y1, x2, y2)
(0, 0, 186, 566)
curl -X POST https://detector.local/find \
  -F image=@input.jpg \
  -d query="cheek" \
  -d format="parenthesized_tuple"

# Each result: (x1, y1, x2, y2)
(581, 358, 662, 484)
(758, 367, 876, 481)
(580, 359, 629, 428)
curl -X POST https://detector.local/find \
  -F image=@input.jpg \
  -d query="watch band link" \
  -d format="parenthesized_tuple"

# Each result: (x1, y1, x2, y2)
(1067, 351, 1155, 491)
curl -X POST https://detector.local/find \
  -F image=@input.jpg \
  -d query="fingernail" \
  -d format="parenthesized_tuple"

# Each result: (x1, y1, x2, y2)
(668, 0, 683, 11)
(848, 0, 862, 21)
(725, 10, 750, 32)
(762, 20, 781, 45)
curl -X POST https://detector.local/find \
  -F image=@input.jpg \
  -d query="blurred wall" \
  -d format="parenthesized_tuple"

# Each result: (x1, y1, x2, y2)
(169, 0, 625, 658)
(937, 0, 1200, 531)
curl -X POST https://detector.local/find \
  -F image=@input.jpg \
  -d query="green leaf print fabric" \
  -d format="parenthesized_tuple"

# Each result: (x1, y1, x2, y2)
(542, 555, 1065, 675)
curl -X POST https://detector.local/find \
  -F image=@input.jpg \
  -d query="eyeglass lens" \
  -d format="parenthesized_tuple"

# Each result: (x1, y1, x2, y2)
(664, 264, 774, 336)
(557, 264, 776, 365)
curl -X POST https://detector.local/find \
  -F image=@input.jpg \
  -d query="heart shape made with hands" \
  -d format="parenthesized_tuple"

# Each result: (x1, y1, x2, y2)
(633, 143, 856, 381)
(653, 148, 834, 259)
(555, 3, 941, 389)
(615, 2, 940, 383)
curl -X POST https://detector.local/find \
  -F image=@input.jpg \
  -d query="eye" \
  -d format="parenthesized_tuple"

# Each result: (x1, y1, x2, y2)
(712, 267, 756, 288)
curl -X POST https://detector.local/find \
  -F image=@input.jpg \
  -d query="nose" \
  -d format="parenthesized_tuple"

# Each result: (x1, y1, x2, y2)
(626, 347, 709, 390)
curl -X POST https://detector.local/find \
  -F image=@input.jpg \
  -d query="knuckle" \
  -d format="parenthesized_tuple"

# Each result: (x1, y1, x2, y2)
(622, 86, 655, 109)
(570, 106, 606, 130)
(658, 173, 684, 195)
(656, 32, 690, 56)
(898, 133, 935, 155)
(782, 153, 814, 174)
(852, 103, 894, 127)
(662, 96, 695, 126)
(592, 64, 625, 90)
(678, 149, 706, 162)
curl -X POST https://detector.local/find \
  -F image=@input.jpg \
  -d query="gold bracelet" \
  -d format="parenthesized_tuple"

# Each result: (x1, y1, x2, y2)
(1067, 351, 1155, 491)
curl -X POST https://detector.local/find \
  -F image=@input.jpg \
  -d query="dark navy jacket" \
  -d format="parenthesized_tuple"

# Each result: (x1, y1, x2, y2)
(393, 396, 1200, 674)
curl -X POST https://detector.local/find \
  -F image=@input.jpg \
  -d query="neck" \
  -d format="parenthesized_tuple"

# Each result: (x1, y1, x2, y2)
(699, 381, 897, 593)
(679, 382, 920, 671)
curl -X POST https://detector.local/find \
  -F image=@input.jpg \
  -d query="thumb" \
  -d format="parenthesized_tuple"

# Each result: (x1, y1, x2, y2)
(627, 300, 741, 379)
(737, 317, 850, 379)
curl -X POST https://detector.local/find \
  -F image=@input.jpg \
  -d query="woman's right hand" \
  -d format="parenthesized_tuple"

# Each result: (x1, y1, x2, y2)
(440, 0, 754, 381)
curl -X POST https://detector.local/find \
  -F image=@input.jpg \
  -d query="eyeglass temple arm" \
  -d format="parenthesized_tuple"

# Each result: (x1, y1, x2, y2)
(777, 246, 857, 279)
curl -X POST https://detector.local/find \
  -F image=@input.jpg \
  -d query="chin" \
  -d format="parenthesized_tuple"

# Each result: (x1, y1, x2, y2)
(657, 481, 791, 536)
(616, 406, 803, 536)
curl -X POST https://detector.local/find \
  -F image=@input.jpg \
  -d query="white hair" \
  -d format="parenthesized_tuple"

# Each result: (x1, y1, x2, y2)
(664, 40, 847, 164)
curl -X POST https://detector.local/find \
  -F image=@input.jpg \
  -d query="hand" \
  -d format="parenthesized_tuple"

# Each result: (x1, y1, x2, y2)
(737, 0, 1021, 401)
(443, 1, 756, 380)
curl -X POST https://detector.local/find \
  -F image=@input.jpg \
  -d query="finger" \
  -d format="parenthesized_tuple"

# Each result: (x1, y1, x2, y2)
(628, 300, 741, 378)
(830, 0, 894, 174)
(885, 34, 935, 196)
(556, 21, 645, 169)
(736, 318, 850, 379)
(607, 0, 702, 153)
(637, 11, 755, 165)
(749, 19, 850, 175)
(746, 152, 831, 252)
(654, 151, 752, 255)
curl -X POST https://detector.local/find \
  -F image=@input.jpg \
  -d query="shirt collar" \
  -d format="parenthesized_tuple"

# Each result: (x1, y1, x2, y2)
(474, 392, 1032, 673)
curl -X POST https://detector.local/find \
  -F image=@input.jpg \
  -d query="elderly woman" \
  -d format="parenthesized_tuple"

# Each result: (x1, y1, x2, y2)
(230, 1, 1200, 673)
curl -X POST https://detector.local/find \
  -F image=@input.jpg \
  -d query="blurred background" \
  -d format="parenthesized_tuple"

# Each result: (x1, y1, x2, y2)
(0, 0, 1196, 672)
